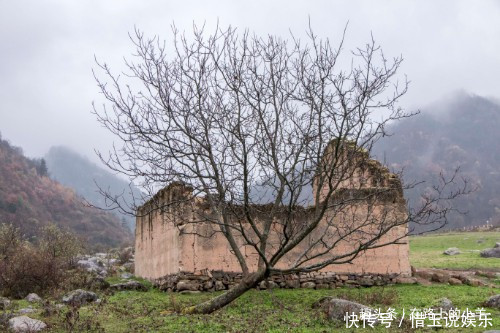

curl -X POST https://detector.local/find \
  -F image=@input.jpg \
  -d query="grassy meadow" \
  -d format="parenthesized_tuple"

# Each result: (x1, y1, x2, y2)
(1, 231, 499, 332)
(410, 231, 500, 270)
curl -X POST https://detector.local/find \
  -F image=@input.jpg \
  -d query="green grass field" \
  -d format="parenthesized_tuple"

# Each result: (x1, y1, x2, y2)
(2, 231, 499, 332)
(4, 284, 499, 332)
(410, 231, 500, 270)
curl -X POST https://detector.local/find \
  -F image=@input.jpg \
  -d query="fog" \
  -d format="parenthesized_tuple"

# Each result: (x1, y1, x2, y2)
(1, 0, 500, 164)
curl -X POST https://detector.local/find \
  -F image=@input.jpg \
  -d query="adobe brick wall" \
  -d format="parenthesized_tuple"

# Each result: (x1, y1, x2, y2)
(135, 148, 411, 283)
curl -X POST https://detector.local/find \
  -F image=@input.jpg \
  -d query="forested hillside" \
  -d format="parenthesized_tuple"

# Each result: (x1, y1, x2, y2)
(0, 136, 132, 248)
(375, 94, 500, 230)
(45, 146, 142, 230)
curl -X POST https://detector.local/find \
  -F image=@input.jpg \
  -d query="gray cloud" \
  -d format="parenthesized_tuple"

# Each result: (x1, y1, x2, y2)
(1, 0, 499, 162)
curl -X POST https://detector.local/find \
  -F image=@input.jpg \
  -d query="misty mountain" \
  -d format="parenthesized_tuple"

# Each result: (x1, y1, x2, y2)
(375, 93, 500, 230)
(45, 146, 143, 230)
(0, 135, 132, 248)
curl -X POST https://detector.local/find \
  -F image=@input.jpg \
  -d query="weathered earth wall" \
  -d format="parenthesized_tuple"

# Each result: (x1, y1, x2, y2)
(135, 148, 411, 287)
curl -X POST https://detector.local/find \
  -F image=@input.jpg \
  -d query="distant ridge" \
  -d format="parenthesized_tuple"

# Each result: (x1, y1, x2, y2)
(45, 146, 143, 230)
(0, 135, 132, 248)
(375, 93, 500, 230)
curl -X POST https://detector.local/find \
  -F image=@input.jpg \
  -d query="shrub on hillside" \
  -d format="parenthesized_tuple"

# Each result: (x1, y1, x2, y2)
(0, 223, 83, 298)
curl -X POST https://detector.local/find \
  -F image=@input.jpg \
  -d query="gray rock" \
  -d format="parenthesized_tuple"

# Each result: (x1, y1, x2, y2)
(89, 276, 110, 290)
(0, 296, 11, 310)
(17, 307, 35, 314)
(434, 297, 454, 312)
(8, 316, 46, 332)
(443, 247, 461, 255)
(483, 330, 500, 333)
(395, 276, 417, 284)
(214, 280, 226, 291)
(480, 247, 500, 258)
(301, 282, 316, 289)
(485, 294, 500, 309)
(110, 280, 148, 292)
(285, 280, 300, 289)
(120, 272, 133, 279)
(179, 290, 201, 294)
(259, 280, 279, 289)
(62, 289, 98, 307)
(176, 280, 199, 292)
(313, 297, 374, 322)
(77, 258, 107, 276)
(25, 293, 42, 303)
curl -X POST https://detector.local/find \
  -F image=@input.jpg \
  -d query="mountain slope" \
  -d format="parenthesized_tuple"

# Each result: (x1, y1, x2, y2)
(45, 146, 143, 230)
(375, 93, 500, 230)
(0, 136, 132, 248)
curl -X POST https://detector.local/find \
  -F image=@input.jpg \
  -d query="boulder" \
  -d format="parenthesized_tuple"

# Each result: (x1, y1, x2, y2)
(176, 280, 199, 292)
(448, 277, 463, 285)
(120, 272, 133, 279)
(480, 247, 500, 258)
(395, 276, 417, 284)
(8, 316, 46, 332)
(431, 272, 450, 283)
(434, 297, 454, 312)
(313, 297, 374, 321)
(485, 294, 500, 309)
(443, 247, 461, 255)
(214, 281, 226, 291)
(62, 289, 98, 307)
(110, 280, 148, 292)
(0, 296, 11, 310)
(285, 280, 300, 289)
(25, 293, 42, 303)
(259, 280, 278, 289)
(301, 282, 316, 289)
(77, 258, 107, 276)
(89, 276, 110, 290)
(17, 307, 35, 314)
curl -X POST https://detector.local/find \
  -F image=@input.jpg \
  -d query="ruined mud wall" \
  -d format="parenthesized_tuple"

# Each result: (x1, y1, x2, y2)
(135, 149, 411, 283)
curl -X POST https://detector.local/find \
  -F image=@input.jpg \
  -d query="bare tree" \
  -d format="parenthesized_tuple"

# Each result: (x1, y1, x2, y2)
(92, 23, 469, 314)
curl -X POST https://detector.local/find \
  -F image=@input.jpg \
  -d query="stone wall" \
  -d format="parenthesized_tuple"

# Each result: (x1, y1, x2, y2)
(135, 144, 411, 285)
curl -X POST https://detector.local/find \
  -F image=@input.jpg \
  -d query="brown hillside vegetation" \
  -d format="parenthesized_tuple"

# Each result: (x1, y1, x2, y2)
(0, 136, 132, 248)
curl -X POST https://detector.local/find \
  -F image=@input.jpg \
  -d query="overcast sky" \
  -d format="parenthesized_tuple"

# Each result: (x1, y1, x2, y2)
(1, 0, 499, 163)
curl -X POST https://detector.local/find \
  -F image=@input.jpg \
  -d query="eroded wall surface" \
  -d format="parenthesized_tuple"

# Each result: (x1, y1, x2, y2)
(135, 147, 411, 280)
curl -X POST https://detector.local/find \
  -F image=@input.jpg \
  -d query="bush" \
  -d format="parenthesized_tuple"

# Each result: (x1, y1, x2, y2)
(0, 223, 83, 298)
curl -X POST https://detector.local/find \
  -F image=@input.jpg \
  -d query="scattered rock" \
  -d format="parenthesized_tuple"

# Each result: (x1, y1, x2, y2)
(448, 277, 463, 285)
(431, 272, 450, 283)
(214, 280, 226, 291)
(259, 280, 278, 289)
(485, 295, 500, 309)
(8, 316, 46, 332)
(25, 293, 42, 303)
(176, 280, 199, 292)
(313, 297, 374, 322)
(121, 272, 133, 279)
(89, 276, 110, 290)
(110, 280, 148, 292)
(434, 298, 454, 312)
(17, 307, 35, 314)
(0, 297, 11, 310)
(77, 258, 107, 276)
(477, 239, 485, 244)
(179, 290, 201, 295)
(443, 247, 461, 255)
(301, 282, 316, 289)
(358, 278, 374, 287)
(480, 246, 500, 258)
(395, 276, 417, 284)
(62, 289, 98, 307)
(285, 280, 300, 289)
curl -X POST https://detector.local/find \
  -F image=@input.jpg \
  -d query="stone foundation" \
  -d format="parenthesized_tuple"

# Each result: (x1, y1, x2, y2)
(154, 271, 404, 292)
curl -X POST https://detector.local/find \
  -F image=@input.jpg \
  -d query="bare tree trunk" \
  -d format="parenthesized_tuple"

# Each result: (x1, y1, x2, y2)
(182, 270, 266, 314)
